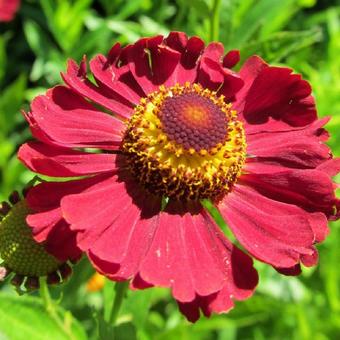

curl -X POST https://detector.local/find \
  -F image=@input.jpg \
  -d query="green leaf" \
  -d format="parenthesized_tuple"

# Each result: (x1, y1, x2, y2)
(0, 74, 26, 135)
(0, 293, 87, 340)
(124, 289, 153, 330)
(23, 20, 53, 59)
(0, 37, 6, 84)
(40, 0, 93, 52)
(96, 313, 115, 340)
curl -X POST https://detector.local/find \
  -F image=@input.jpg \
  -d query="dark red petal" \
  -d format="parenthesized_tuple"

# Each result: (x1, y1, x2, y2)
(18, 142, 117, 177)
(164, 31, 188, 52)
(241, 168, 337, 218)
(163, 32, 205, 84)
(44, 220, 82, 262)
(62, 57, 134, 119)
(126, 35, 182, 94)
(219, 184, 316, 268)
(274, 264, 302, 276)
(198, 43, 244, 101)
(61, 173, 160, 245)
(223, 50, 240, 69)
(28, 86, 124, 150)
(233, 55, 268, 113)
(235, 55, 316, 132)
(88, 208, 160, 281)
(245, 118, 331, 168)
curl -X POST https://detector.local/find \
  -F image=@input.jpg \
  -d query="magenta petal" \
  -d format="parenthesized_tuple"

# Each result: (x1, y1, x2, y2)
(18, 142, 117, 177)
(219, 185, 316, 268)
(62, 57, 134, 119)
(28, 86, 124, 149)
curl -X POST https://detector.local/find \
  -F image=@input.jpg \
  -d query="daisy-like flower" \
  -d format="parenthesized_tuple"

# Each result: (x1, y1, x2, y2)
(18, 32, 339, 322)
(0, 0, 20, 22)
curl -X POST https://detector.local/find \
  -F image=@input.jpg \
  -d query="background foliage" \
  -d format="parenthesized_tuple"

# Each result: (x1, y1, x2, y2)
(1, 0, 340, 339)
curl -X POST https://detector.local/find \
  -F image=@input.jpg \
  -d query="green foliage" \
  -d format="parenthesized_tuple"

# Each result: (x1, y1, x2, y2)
(1, 0, 340, 339)
(0, 293, 86, 340)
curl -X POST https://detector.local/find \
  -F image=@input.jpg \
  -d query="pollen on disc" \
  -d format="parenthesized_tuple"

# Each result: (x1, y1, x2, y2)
(158, 93, 228, 151)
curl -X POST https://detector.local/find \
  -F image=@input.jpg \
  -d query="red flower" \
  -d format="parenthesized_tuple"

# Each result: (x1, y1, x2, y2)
(18, 32, 339, 322)
(0, 0, 20, 22)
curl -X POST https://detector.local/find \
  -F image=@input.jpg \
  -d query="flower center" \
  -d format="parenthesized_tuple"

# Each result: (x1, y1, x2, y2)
(122, 83, 246, 201)
(159, 92, 228, 152)
(0, 199, 61, 278)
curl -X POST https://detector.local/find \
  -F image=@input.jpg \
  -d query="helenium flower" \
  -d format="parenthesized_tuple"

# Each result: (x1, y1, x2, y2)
(18, 32, 340, 322)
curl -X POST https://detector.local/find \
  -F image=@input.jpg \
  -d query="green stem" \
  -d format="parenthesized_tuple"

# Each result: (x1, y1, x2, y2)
(210, 0, 222, 42)
(39, 278, 75, 340)
(109, 281, 129, 325)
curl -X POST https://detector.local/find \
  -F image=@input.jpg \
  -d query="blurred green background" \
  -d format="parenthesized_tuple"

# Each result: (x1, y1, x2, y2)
(1, 0, 340, 339)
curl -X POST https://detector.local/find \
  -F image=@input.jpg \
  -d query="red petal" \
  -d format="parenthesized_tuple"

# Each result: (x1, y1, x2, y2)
(25, 177, 103, 261)
(85, 200, 257, 319)
(316, 158, 340, 177)
(198, 43, 244, 101)
(163, 32, 205, 84)
(219, 185, 316, 268)
(275, 264, 302, 276)
(0, 0, 20, 22)
(245, 118, 331, 168)
(177, 243, 258, 322)
(126, 35, 182, 94)
(137, 212, 225, 301)
(62, 57, 134, 119)
(18, 142, 117, 177)
(28, 86, 124, 150)
(241, 168, 336, 219)
(89, 51, 144, 105)
(137, 209, 257, 305)
(234, 55, 316, 132)
(223, 50, 240, 69)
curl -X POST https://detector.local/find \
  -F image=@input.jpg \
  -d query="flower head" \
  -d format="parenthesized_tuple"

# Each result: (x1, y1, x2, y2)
(18, 32, 339, 321)
(0, 0, 20, 22)
(0, 190, 74, 291)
